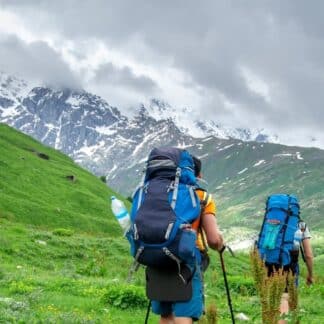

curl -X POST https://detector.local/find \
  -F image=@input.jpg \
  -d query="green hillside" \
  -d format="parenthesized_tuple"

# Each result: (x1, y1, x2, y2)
(0, 123, 127, 235)
(0, 124, 323, 323)
(185, 137, 324, 238)
(111, 135, 324, 237)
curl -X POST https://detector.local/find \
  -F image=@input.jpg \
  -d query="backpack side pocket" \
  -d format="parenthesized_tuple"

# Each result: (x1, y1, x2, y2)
(262, 221, 282, 250)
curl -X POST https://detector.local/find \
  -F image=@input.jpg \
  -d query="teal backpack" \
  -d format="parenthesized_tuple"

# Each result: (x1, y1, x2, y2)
(257, 194, 300, 267)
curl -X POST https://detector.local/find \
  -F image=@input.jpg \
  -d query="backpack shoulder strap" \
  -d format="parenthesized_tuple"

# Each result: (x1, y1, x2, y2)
(195, 189, 211, 252)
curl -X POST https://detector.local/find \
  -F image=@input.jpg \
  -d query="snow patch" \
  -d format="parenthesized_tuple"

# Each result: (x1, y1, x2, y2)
(253, 160, 265, 167)
(1, 105, 19, 118)
(201, 137, 213, 142)
(296, 152, 304, 160)
(238, 168, 248, 174)
(218, 144, 234, 151)
(95, 125, 117, 136)
(66, 95, 87, 107)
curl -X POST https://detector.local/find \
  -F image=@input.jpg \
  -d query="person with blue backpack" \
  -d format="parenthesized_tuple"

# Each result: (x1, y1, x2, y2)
(256, 194, 314, 323)
(127, 147, 224, 324)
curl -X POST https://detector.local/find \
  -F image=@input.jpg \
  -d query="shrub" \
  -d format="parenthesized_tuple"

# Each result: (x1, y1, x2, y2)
(52, 228, 74, 237)
(99, 175, 107, 183)
(77, 259, 107, 277)
(9, 280, 34, 294)
(250, 248, 292, 324)
(32, 232, 52, 241)
(102, 284, 147, 309)
(228, 275, 256, 295)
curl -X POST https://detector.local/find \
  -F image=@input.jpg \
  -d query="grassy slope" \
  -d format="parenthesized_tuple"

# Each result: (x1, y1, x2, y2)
(0, 123, 127, 235)
(113, 136, 324, 234)
(187, 138, 324, 236)
(0, 124, 323, 323)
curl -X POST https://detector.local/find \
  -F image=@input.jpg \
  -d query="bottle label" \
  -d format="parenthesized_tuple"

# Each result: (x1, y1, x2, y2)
(116, 210, 128, 219)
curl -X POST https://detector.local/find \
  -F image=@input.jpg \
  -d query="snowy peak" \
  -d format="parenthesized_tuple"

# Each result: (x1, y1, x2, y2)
(147, 98, 279, 143)
(0, 73, 193, 190)
(0, 72, 33, 110)
(148, 98, 205, 137)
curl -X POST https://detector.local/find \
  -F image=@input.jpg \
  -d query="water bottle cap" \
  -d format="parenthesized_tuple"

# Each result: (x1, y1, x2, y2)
(111, 196, 116, 200)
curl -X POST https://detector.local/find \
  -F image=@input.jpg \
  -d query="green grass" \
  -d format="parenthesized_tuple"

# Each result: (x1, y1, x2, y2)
(0, 218, 323, 323)
(0, 123, 128, 234)
(0, 124, 323, 322)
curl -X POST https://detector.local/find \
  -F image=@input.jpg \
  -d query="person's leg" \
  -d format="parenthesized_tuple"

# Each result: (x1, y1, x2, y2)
(278, 292, 289, 324)
(174, 317, 193, 324)
(173, 266, 204, 322)
(152, 301, 173, 323)
(160, 314, 175, 324)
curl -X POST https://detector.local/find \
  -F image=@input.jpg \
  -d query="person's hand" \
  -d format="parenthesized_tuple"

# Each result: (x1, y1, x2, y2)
(306, 274, 314, 286)
(218, 244, 226, 254)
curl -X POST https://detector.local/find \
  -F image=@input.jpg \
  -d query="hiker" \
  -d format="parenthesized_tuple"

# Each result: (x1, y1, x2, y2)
(152, 155, 224, 324)
(256, 194, 314, 324)
(128, 148, 224, 323)
(278, 221, 313, 324)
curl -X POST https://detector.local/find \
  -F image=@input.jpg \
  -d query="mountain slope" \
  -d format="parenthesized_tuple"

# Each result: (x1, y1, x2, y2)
(0, 73, 195, 183)
(1, 72, 324, 235)
(0, 123, 124, 235)
(100, 132, 324, 235)
(186, 138, 324, 233)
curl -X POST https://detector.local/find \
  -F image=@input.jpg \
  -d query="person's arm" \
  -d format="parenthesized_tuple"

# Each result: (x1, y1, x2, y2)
(201, 213, 224, 252)
(302, 238, 314, 285)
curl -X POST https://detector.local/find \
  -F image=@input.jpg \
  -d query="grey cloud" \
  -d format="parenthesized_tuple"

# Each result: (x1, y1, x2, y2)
(2, 0, 324, 134)
(93, 62, 158, 94)
(0, 35, 81, 89)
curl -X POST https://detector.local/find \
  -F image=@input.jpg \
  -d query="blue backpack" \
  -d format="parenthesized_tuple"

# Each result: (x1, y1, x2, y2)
(127, 147, 201, 273)
(257, 194, 300, 267)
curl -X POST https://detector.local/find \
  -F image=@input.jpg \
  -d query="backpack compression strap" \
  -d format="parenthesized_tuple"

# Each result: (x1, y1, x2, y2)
(279, 194, 293, 264)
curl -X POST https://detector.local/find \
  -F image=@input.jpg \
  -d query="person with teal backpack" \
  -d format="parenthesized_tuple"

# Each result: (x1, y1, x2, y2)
(257, 194, 314, 323)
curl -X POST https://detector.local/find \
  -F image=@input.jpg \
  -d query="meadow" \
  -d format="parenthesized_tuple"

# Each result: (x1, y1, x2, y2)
(0, 219, 323, 323)
(0, 124, 323, 323)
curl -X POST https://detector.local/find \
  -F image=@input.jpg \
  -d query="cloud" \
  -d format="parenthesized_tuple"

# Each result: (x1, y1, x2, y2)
(0, 35, 81, 89)
(93, 62, 158, 94)
(1, 1, 324, 144)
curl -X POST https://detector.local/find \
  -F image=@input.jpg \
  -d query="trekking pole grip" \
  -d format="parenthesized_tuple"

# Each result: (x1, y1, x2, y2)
(219, 245, 226, 254)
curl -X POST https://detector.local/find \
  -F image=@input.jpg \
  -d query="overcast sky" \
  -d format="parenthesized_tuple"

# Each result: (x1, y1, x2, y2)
(1, 1, 324, 148)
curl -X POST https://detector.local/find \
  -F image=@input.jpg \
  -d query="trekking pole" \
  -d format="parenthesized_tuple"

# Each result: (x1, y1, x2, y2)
(226, 245, 235, 258)
(144, 300, 151, 324)
(219, 246, 236, 324)
(300, 245, 306, 263)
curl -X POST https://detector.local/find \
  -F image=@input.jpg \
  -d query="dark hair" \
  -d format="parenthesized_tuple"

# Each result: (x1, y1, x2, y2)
(192, 155, 202, 177)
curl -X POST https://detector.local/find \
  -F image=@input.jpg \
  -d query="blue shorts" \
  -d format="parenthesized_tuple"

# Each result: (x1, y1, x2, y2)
(151, 266, 204, 320)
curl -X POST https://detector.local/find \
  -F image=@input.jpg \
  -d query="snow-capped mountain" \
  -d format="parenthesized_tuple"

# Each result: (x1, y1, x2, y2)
(0, 71, 320, 197)
(147, 98, 279, 143)
(0, 72, 195, 191)
(0, 73, 34, 116)
(2, 72, 324, 235)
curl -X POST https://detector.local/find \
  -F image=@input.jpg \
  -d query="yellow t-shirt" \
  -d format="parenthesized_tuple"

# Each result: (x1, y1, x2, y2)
(192, 189, 216, 251)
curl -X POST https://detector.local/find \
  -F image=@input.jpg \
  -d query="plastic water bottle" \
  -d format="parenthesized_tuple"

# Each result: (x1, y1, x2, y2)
(293, 228, 303, 250)
(291, 227, 302, 263)
(111, 196, 131, 235)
